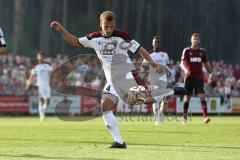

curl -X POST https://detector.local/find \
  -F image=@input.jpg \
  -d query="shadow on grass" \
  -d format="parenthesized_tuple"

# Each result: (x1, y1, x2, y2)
(1, 138, 239, 151)
(130, 143, 240, 150)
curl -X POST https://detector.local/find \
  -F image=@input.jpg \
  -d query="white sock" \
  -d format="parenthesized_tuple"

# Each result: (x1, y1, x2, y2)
(152, 102, 160, 121)
(152, 88, 174, 102)
(102, 111, 124, 144)
(38, 104, 44, 119)
(42, 104, 47, 118)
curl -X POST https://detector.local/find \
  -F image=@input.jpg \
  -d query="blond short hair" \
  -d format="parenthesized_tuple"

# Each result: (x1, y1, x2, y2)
(100, 11, 116, 22)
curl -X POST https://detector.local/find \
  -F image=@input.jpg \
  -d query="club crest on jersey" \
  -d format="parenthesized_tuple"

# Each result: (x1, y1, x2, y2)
(112, 40, 117, 46)
(190, 57, 202, 62)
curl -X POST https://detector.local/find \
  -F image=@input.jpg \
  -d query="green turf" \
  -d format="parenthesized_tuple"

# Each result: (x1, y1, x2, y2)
(0, 116, 239, 160)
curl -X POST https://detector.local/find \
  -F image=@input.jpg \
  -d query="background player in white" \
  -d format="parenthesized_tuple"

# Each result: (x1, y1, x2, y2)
(142, 36, 170, 125)
(50, 11, 187, 148)
(25, 51, 53, 121)
(0, 27, 6, 54)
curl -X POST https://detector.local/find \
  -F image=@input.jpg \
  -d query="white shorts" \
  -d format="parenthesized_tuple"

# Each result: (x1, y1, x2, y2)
(103, 74, 138, 100)
(38, 85, 51, 99)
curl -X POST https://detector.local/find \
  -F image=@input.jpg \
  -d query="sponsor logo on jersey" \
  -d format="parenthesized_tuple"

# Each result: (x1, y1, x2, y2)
(100, 49, 116, 55)
(190, 57, 202, 62)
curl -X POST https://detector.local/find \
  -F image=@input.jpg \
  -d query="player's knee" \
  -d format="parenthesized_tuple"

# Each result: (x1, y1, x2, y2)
(101, 94, 118, 112)
(184, 96, 191, 103)
(200, 97, 207, 106)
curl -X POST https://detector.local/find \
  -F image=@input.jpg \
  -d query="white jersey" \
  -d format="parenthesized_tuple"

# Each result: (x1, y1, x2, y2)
(143, 50, 169, 67)
(31, 63, 53, 87)
(0, 27, 6, 47)
(78, 29, 140, 85)
(143, 50, 169, 83)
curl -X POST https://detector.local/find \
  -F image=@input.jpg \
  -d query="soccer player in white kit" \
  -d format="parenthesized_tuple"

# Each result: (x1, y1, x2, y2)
(50, 11, 187, 148)
(25, 51, 53, 121)
(0, 27, 6, 54)
(142, 36, 170, 125)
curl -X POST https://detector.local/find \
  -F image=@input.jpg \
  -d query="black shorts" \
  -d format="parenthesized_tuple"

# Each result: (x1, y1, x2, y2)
(184, 77, 204, 95)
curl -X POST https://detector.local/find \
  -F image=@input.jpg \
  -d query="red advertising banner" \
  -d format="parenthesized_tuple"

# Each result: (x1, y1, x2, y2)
(81, 96, 99, 113)
(0, 96, 29, 113)
(165, 97, 177, 113)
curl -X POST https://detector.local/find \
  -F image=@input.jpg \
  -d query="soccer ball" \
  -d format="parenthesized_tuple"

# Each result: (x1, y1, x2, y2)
(128, 86, 148, 104)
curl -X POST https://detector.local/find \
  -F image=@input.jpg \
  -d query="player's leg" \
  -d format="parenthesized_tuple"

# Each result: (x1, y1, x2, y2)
(198, 94, 210, 123)
(38, 98, 45, 121)
(182, 77, 193, 125)
(40, 86, 51, 121)
(196, 79, 210, 124)
(152, 82, 168, 125)
(182, 95, 191, 125)
(145, 86, 188, 104)
(158, 81, 169, 124)
(41, 98, 50, 121)
(101, 84, 126, 149)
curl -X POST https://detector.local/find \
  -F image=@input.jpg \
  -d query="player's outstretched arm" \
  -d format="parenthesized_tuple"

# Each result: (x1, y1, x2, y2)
(25, 75, 34, 92)
(50, 21, 81, 47)
(138, 46, 163, 74)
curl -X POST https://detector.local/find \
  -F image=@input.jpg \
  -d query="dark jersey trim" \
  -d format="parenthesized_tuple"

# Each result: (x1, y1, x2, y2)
(85, 29, 133, 41)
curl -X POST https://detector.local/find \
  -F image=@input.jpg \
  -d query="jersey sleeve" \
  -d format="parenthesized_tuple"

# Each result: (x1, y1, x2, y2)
(78, 37, 95, 48)
(128, 39, 141, 53)
(48, 65, 53, 72)
(181, 48, 188, 61)
(113, 29, 141, 53)
(31, 68, 36, 76)
(0, 27, 6, 47)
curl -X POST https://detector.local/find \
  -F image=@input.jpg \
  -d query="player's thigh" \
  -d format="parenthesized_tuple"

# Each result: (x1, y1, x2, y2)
(195, 78, 205, 95)
(184, 77, 194, 95)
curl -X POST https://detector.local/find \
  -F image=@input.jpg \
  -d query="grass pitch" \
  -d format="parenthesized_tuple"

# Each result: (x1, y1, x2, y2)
(0, 116, 239, 160)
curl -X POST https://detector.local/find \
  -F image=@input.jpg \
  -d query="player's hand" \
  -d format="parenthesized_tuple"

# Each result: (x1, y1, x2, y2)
(154, 64, 164, 74)
(24, 84, 30, 93)
(50, 21, 63, 32)
(208, 73, 214, 83)
(166, 66, 171, 77)
(185, 70, 191, 76)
